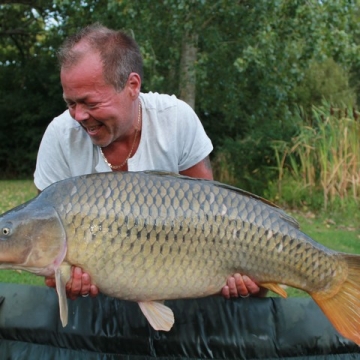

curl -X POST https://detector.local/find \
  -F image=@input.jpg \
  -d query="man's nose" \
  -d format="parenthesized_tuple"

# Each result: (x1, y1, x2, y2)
(70, 103, 90, 121)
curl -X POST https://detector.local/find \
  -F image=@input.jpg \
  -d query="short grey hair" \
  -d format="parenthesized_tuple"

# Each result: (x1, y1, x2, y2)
(57, 23, 143, 91)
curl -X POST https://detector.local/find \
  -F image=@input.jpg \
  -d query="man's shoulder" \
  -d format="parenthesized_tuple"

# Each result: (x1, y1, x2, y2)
(141, 92, 194, 115)
(50, 110, 81, 129)
(141, 92, 176, 109)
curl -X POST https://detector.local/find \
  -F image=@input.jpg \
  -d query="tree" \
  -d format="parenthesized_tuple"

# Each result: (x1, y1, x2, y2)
(1, 0, 359, 188)
(0, 1, 64, 176)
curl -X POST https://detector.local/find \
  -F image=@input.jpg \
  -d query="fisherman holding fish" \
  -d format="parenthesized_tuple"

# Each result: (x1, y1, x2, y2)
(34, 24, 266, 301)
(0, 23, 358, 344)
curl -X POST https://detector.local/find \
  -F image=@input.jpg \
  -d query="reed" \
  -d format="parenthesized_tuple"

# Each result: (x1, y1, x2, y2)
(275, 104, 360, 209)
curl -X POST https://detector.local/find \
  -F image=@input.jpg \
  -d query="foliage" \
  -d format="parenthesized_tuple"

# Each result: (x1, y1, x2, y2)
(210, 1, 360, 193)
(270, 102, 360, 210)
(0, 1, 65, 177)
(294, 58, 357, 117)
(1, 0, 360, 202)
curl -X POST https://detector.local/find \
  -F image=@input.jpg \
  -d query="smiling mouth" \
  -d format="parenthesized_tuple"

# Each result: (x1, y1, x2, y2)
(84, 124, 102, 136)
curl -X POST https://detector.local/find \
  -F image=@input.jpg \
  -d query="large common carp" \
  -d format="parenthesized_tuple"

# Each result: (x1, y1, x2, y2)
(0, 171, 359, 345)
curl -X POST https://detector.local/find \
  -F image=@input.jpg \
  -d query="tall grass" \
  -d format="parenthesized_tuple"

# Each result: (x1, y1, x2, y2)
(273, 103, 359, 210)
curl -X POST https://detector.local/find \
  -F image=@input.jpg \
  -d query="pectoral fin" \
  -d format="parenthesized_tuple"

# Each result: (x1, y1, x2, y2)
(261, 282, 288, 298)
(138, 301, 174, 331)
(55, 264, 72, 327)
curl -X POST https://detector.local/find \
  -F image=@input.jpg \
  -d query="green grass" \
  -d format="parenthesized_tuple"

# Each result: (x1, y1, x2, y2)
(0, 180, 37, 214)
(0, 180, 43, 286)
(0, 180, 359, 297)
(295, 213, 360, 254)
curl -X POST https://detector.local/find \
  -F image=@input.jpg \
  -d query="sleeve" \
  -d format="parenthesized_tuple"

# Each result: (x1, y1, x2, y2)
(176, 100, 213, 171)
(33, 120, 72, 191)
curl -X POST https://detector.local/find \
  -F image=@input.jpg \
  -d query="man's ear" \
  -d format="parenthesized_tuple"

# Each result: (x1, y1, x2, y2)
(127, 72, 141, 98)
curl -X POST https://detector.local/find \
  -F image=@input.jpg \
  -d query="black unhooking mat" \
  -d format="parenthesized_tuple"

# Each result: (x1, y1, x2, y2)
(0, 283, 359, 359)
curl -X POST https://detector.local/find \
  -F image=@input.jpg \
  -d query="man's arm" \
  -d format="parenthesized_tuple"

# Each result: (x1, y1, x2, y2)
(179, 156, 213, 180)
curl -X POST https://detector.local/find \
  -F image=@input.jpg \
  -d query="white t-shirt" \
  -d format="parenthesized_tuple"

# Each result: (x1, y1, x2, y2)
(34, 92, 213, 190)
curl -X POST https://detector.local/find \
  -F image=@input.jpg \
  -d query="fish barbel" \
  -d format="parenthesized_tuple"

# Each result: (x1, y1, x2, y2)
(0, 171, 359, 344)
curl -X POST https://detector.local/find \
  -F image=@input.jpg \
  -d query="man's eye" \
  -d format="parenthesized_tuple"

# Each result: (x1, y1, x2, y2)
(66, 102, 76, 109)
(86, 103, 97, 109)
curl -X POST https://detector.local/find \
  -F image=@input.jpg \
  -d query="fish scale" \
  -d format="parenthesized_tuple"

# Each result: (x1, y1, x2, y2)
(0, 171, 359, 344)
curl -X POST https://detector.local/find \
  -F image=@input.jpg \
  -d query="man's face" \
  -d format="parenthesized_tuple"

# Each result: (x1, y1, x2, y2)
(60, 52, 134, 148)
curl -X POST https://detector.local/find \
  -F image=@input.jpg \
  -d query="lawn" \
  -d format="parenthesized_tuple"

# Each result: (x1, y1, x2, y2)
(0, 180, 359, 296)
(0, 180, 43, 286)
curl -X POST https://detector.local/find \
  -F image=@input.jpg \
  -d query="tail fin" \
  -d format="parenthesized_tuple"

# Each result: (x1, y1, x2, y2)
(311, 254, 360, 346)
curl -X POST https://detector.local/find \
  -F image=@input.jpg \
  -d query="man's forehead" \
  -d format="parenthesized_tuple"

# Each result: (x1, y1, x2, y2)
(61, 42, 101, 70)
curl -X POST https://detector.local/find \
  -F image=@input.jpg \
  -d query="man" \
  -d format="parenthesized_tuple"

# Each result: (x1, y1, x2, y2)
(34, 23, 265, 300)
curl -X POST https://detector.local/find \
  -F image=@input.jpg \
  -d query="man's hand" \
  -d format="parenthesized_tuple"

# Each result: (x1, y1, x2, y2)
(45, 268, 266, 300)
(45, 266, 99, 300)
(222, 273, 268, 298)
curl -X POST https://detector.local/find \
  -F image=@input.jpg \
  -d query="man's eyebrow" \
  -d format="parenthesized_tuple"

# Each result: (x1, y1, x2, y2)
(63, 95, 88, 103)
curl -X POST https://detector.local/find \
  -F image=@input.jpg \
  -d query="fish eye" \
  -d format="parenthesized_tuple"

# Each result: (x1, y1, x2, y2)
(1, 227, 11, 236)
